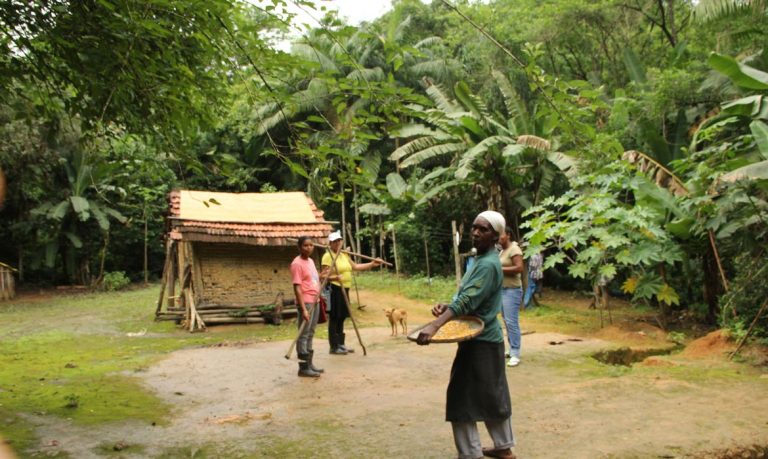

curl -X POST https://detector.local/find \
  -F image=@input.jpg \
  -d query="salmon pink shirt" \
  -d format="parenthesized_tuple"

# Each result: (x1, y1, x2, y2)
(290, 256, 320, 304)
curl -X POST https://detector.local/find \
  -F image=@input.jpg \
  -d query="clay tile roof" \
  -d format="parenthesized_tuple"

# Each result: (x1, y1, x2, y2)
(168, 190, 334, 246)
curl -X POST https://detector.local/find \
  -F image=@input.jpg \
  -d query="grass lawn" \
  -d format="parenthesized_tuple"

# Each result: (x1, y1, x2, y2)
(0, 274, 728, 457)
(0, 285, 297, 454)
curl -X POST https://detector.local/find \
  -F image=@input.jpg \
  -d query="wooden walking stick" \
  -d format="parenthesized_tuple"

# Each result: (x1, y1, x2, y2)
(287, 239, 393, 267)
(729, 298, 768, 360)
(284, 248, 340, 360)
(331, 260, 368, 356)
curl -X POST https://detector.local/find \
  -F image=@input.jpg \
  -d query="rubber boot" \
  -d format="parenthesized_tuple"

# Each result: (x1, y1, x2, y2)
(329, 333, 347, 354)
(308, 350, 324, 373)
(298, 359, 320, 378)
(338, 332, 355, 353)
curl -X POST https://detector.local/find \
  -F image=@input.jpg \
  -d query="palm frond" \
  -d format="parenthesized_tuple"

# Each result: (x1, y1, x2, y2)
(255, 108, 292, 136)
(455, 136, 515, 179)
(534, 163, 558, 205)
(415, 179, 462, 206)
(410, 60, 452, 81)
(454, 81, 490, 120)
(517, 135, 551, 151)
(343, 98, 370, 125)
(400, 142, 466, 168)
(391, 124, 452, 140)
(390, 137, 439, 162)
(392, 15, 412, 41)
(425, 83, 462, 114)
(546, 152, 579, 178)
(347, 67, 386, 82)
(415, 36, 444, 49)
(291, 43, 339, 74)
(622, 150, 688, 196)
(492, 70, 532, 135)
(693, 0, 763, 21)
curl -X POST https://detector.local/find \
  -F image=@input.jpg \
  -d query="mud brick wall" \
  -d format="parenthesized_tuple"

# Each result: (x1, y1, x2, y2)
(196, 243, 297, 306)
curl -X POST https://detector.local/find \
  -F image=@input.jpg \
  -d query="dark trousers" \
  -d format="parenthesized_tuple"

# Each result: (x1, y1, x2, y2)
(328, 284, 349, 348)
(328, 316, 346, 347)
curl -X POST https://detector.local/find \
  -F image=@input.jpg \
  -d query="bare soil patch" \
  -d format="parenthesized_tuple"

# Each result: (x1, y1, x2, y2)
(22, 289, 768, 459)
(679, 329, 736, 359)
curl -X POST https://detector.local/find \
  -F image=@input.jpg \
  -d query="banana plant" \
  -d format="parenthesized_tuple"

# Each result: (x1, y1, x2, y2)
(389, 72, 575, 214)
(30, 149, 125, 283)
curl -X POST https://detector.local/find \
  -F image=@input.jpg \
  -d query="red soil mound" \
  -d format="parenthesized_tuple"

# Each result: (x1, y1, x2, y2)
(679, 329, 735, 359)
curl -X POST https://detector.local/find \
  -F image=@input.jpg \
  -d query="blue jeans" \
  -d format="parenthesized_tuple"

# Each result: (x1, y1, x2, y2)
(501, 287, 522, 358)
(523, 274, 538, 309)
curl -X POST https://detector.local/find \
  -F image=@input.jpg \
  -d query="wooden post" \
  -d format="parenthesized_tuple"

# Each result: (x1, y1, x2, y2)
(452, 220, 461, 288)
(730, 298, 768, 359)
(345, 222, 357, 259)
(18, 248, 23, 283)
(392, 225, 400, 293)
(155, 241, 173, 316)
(188, 243, 205, 304)
(423, 237, 431, 290)
(340, 181, 347, 245)
(353, 183, 361, 260)
(143, 203, 149, 285)
(167, 242, 177, 309)
(379, 216, 385, 269)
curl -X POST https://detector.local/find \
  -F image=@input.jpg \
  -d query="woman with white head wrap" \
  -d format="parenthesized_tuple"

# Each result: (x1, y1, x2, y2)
(416, 210, 517, 459)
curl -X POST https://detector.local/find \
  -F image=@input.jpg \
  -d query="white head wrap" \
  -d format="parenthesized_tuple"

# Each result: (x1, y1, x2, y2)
(476, 210, 506, 236)
(328, 230, 343, 242)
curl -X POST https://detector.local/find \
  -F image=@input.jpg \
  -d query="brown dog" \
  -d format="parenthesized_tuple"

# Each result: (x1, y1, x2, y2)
(384, 308, 408, 336)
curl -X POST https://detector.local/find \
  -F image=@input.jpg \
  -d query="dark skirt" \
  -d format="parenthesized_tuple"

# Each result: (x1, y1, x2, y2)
(329, 284, 350, 320)
(446, 340, 511, 422)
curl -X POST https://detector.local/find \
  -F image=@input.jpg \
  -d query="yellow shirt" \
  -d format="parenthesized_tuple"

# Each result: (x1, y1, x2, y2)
(500, 242, 523, 288)
(321, 251, 353, 287)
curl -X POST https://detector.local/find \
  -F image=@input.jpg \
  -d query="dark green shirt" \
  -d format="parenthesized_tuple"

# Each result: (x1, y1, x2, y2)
(448, 249, 504, 343)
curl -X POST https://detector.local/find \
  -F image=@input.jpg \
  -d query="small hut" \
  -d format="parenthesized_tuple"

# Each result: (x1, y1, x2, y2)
(0, 262, 15, 301)
(156, 190, 333, 331)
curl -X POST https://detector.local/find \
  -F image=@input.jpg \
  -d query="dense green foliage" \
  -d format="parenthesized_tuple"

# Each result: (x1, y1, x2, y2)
(1, 0, 766, 338)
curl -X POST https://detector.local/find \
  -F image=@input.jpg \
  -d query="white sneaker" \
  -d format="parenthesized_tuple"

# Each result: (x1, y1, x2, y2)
(507, 356, 520, 367)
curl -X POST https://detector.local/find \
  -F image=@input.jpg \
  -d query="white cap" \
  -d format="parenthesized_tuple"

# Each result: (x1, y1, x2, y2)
(328, 230, 343, 242)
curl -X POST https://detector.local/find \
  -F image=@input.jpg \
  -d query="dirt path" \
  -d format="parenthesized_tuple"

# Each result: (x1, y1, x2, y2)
(26, 291, 768, 458)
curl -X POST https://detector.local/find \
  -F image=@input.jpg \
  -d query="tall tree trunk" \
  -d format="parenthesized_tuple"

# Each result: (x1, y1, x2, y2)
(0, 166, 6, 211)
(143, 202, 149, 285)
(353, 183, 361, 256)
(702, 250, 723, 324)
(340, 181, 347, 242)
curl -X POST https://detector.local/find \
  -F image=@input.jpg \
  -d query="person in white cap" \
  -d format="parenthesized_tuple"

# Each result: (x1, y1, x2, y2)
(322, 230, 384, 354)
(416, 210, 517, 459)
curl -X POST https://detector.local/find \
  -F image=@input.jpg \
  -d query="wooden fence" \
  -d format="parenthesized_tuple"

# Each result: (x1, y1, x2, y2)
(0, 263, 15, 301)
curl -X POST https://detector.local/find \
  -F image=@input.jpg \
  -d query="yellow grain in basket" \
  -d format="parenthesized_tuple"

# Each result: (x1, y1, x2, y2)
(434, 319, 477, 340)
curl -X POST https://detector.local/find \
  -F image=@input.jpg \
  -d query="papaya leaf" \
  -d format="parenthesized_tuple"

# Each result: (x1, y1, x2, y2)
(634, 275, 664, 300)
(598, 263, 617, 280)
(542, 251, 565, 269)
(568, 263, 590, 279)
(657, 284, 680, 306)
(622, 276, 639, 294)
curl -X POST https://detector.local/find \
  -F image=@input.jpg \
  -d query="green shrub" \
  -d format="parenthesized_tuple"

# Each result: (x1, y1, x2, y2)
(720, 254, 768, 340)
(102, 271, 131, 291)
